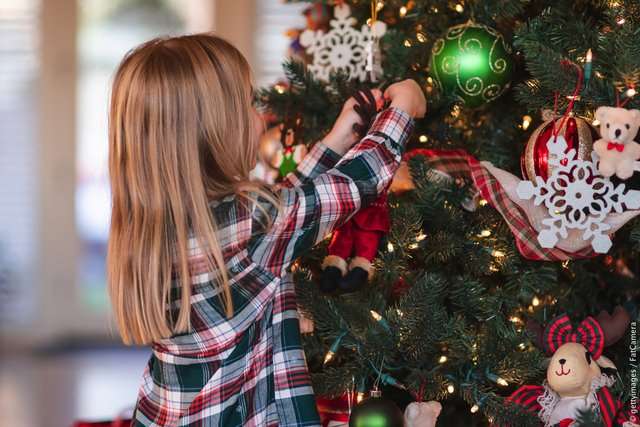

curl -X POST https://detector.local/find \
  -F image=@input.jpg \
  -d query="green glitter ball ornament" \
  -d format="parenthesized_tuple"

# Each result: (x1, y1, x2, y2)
(348, 392, 404, 427)
(429, 21, 513, 108)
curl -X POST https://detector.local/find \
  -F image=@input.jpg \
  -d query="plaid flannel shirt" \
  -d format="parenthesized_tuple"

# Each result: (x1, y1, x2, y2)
(132, 108, 414, 426)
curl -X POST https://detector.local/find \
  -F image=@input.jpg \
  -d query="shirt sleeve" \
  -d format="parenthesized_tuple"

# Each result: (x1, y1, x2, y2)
(249, 107, 414, 276)
(278, 141, 341, 188)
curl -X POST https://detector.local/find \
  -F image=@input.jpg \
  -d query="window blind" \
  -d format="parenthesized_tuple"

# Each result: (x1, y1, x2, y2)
(253, 0, 307, 88)
(0, 0, 40, 326)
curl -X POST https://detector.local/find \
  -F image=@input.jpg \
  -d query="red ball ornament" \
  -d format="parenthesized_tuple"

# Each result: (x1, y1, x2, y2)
(521, 111, 599, 181)
(390, 277, 411, 299)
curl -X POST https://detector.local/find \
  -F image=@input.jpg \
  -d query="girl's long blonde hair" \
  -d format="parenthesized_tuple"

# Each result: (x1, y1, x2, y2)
(108, 34, 262, 345)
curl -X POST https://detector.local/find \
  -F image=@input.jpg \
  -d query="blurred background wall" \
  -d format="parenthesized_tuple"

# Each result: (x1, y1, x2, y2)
(0, 0, 306, 425)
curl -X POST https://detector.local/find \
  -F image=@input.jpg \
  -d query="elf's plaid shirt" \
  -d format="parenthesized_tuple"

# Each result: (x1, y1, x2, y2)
(132, 108, 414, 427)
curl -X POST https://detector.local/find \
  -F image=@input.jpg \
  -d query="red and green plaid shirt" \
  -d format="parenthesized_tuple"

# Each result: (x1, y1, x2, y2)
(132, 108, 414, 426)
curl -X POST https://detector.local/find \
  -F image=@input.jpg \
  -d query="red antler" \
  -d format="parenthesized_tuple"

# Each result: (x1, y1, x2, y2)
(596, 306, 631, 347)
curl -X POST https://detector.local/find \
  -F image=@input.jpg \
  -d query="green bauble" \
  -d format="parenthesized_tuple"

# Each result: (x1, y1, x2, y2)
(349, 396, 404, 427)
(429, 22, 513, 108)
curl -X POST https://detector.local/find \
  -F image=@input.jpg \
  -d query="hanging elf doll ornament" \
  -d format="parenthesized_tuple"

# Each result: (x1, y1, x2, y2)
(320, 89, 389, 293)
(429, 21, 513, 108)
(274, 114, 308, 178)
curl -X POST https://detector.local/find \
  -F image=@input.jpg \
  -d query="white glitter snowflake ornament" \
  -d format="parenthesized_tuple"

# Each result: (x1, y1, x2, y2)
(515, 135, 640, 253)
(299, 4, 387, 82)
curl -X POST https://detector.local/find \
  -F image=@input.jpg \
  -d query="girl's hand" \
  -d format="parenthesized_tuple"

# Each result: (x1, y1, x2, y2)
(384, 79, 426, 119)
(323, 89, 383, 155)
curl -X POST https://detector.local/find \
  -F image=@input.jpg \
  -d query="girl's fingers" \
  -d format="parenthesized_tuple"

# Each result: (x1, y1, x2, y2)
(371, 89, 385, 111)
(363, 89, 376, 108)
(352, 123, 366, 137)
(353, 103, 366, 120)
(352, 90, 367, 109)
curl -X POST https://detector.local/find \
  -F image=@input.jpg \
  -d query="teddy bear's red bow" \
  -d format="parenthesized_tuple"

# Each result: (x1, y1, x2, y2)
(607, 141, 625, 152)
(543, 315, 604, 359)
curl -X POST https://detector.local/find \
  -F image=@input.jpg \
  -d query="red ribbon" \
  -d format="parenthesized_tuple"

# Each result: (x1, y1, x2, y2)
(543, 315, 604, 360)
(558, 418, 574, 427)
(607, 141, 625, 152)
(550, 61, 584, 140)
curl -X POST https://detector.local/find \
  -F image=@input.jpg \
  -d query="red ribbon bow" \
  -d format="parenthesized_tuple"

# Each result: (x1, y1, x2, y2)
(607, 142, 625, 152)
(543, 315, 604, 360)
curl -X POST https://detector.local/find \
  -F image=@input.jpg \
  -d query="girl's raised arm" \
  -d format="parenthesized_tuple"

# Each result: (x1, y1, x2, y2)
(249, 106, 414, 276)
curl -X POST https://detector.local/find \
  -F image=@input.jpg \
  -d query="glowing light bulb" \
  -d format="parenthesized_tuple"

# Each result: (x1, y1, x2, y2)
(404, 39, 412, 48)
(275, 84, 286, 94)
(470, 404, 479, 413)
(387, 242, 395, 253)
(492, 250, 505, 258)
(376, 1, 384, 11)
(416, 32, 427, 43)
(455, 4, 464, 12)
(408, 243, 419, 249)
(438, 355, 448, 363)
(522, 115, 532, 130)
(356, 392, 365, 403)
(617, 17, 626, 25)
(416, 233, 427, 241)
(419, 135, 428, 143)
(519, 342, 526, 350)
(324, 351, 335, 365)
(478, 229, 491, 238)
(497, 377, 509, 387)
(370, 310, 382, 321)
(509, 316, 522, 324)
(447, 384, 455, 394)
(532, 296, 540, 307)
(627, 88, 637, 97)
(399, 6, 407, 17)
(479, 199, 488, 207)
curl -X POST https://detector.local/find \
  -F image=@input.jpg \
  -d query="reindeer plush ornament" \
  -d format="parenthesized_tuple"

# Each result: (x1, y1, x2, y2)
(506, 307, 637, 427)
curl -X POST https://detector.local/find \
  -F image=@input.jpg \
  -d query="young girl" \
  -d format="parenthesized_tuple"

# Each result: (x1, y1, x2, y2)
(107, 34, 425, 427)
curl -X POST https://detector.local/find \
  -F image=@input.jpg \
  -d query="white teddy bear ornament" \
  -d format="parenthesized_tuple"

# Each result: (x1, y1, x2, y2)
(593, 106, 640, 180)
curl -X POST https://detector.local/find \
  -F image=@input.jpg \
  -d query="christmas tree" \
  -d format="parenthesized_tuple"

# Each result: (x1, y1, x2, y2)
(257, 1, 640, 425)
